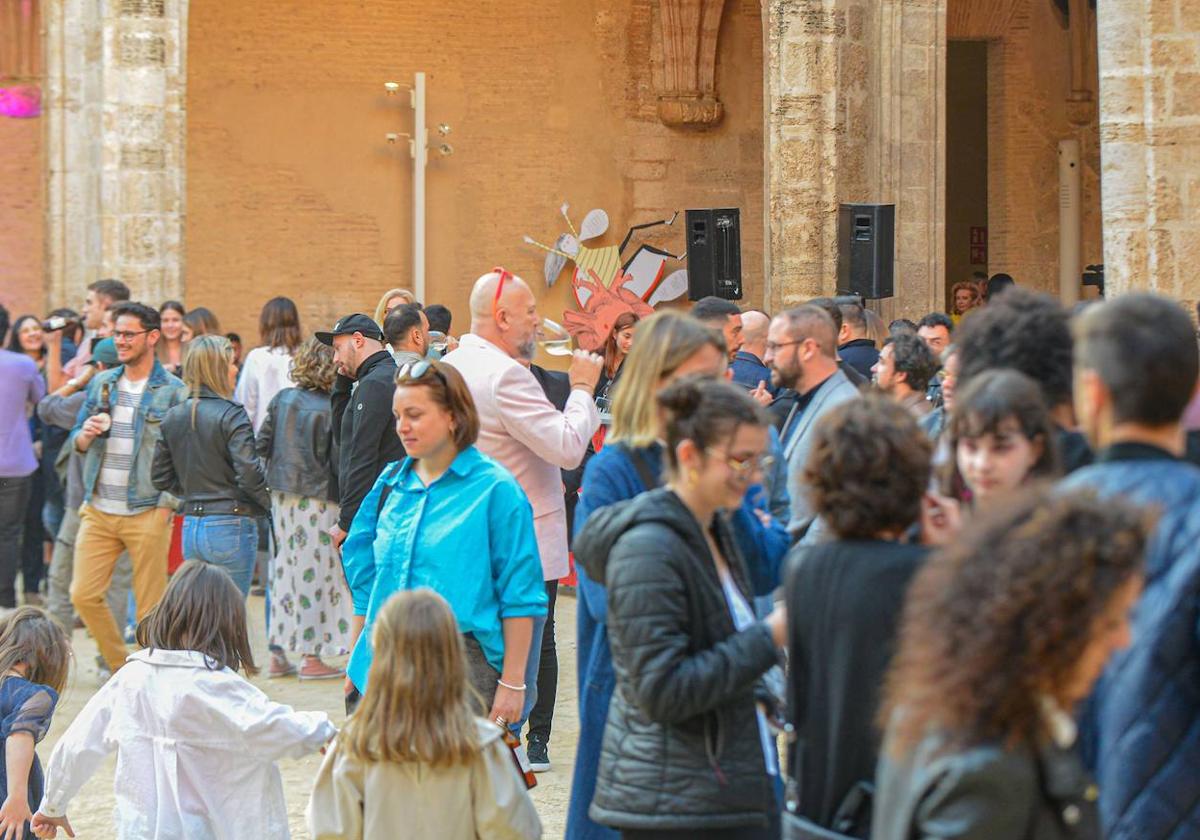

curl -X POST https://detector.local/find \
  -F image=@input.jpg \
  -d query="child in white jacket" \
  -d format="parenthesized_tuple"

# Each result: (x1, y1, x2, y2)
(32, 562, 336, 840)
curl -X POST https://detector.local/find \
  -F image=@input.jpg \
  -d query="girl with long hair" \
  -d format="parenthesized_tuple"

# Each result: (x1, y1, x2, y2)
(156, 301, 186, 376)
(180, 307, 221, 344)
(234, 296, 303, 432)
(0, 608, 70, 840)
(34, 562, 335, 839)
(151, 336, 269, 595)
(873, 490, 1148, 839)
(307, 589, 542, 839)
(257, 338, 352, 680)
(594, 313, 638, 411)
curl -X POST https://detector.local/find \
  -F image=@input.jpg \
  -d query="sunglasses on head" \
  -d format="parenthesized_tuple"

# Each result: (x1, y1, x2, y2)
(491, 266, 514, 318)
(396, 359, 447, 386)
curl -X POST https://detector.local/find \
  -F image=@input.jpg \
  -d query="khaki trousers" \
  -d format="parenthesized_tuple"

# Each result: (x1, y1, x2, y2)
(72, 505, 171, 671)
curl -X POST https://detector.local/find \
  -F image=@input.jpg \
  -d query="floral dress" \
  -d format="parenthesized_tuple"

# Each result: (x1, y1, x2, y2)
(0, 676, 58, 840)
(268, 492, 353, 656)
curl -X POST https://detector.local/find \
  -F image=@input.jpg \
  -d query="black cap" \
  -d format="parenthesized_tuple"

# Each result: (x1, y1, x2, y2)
(315, 314, 384, 346)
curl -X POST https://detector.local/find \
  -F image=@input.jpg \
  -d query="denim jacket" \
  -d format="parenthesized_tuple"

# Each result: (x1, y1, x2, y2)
(70, 360, 188, 513)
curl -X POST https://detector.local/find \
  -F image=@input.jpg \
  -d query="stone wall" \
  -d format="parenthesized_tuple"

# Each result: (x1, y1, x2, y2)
(185, 0, 765, 343)
(1098, 0, 1200, 309)
(0, 116, 43, 317)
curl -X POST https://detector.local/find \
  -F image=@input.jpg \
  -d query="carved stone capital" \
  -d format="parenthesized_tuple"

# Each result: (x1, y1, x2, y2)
(657, 93, 724, 127)
(656, 0, 726, 128)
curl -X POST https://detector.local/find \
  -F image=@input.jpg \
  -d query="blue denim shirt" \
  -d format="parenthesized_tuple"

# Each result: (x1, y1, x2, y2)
(70, 360, 188, 513)
(341, 446, 548, 692)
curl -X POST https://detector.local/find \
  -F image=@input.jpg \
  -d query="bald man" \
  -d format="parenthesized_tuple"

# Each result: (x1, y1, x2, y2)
(731, 309, 778, 398)
(442, 269, 603, 735)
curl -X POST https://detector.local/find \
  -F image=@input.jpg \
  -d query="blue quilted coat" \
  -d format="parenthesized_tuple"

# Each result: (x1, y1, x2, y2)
(1061, 453, 1200, 839)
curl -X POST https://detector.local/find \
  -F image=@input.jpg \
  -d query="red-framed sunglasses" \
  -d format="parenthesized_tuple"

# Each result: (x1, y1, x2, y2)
(491, 266, 514, 318)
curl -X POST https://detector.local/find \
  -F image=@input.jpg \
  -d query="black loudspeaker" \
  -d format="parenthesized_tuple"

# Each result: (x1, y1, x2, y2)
(837, 203, 894, 300)
(686, 208, 742, 301)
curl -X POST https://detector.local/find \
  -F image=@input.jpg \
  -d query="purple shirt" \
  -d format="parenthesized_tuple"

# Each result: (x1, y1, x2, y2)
(0, 349, 46, 477)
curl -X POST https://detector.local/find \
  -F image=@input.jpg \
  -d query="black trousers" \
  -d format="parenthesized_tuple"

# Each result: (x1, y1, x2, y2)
(20, 468, 46, 596)
(527, 580, 558, 741)
(0, 476, 32, 608)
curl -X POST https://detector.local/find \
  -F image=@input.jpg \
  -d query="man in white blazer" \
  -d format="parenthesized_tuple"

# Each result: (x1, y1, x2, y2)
(766, 304, 861, 538)
(443, 268, 602, 736)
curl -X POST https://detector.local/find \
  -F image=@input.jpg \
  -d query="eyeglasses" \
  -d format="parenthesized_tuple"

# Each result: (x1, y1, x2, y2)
(765, 339, 805, 354)
(112, 329, 151, 342)
(491, 266, 514, 319)
(705, 448, 776, 478)
(396, 359, 447, 387)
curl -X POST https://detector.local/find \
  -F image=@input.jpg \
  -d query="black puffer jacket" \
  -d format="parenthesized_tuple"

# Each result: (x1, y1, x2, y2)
(151, 387, 269, 516)
(257, 387, 336, 502)
(576, 487, 782, 832)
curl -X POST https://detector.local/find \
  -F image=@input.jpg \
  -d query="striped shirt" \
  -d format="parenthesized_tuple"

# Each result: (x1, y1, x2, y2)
(92, 375, 148, 516)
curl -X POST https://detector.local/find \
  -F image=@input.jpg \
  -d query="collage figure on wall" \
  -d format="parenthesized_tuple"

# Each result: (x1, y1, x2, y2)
(524, 203, 689, 351)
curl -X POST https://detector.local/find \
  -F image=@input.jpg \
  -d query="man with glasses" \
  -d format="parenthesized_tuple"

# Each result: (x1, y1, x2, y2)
(443, 268, 602, 761)
(317, 314, 405, 549)
(69, 302, 187, 674)
(764, 305, 859, 538)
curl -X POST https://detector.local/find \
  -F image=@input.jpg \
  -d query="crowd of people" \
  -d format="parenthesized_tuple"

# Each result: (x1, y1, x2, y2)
(0, 267, 1197, 840)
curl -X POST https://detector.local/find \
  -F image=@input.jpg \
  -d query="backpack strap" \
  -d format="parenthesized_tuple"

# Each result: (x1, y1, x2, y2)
(375, 461, 404, 519)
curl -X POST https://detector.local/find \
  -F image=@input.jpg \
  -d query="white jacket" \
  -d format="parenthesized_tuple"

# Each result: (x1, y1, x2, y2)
(39, 649, 336, 840)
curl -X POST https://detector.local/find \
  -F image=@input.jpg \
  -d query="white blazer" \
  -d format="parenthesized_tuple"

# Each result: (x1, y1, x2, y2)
(443, 335, 599, 580)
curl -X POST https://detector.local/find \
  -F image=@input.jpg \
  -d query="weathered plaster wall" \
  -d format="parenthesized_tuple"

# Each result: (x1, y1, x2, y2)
(185, 0, 765, 344)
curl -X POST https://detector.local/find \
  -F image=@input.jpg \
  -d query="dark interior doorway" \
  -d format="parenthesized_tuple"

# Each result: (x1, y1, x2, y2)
(945, 40, 989, 311)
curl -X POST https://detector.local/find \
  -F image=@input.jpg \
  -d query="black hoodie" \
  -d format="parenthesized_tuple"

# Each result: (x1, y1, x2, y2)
(575, 487, 781, 832)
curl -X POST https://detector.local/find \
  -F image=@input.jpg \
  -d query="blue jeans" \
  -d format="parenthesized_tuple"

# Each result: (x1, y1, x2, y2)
(181, 516, 258, 596)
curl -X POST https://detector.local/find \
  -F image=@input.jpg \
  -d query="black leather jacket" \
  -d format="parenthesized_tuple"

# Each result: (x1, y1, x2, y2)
(872, 726, 1099, 840)
(151, 387, 269, 517)
(576, 488, 782, 832)
(257, 387, 335, 501)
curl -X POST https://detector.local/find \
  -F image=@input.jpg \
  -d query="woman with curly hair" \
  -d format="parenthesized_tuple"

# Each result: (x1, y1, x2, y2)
(872, 490, 1148, 840)
(781, 395, 933, 838)
(256, 337, 353, 680)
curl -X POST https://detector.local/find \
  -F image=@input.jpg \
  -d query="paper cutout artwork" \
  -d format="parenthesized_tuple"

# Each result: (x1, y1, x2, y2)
(562, 268, 656, 353)
(524, 204, 688, 351)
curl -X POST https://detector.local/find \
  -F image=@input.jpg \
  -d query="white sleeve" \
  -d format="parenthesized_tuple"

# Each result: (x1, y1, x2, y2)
(492, 365, 599, 470)
(229, 678, 337, 761)
(233, 350, 257, 416)
(38, 680, 119, 817)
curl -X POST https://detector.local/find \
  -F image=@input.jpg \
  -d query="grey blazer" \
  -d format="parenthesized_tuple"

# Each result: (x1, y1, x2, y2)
(781, 369, 859, 536)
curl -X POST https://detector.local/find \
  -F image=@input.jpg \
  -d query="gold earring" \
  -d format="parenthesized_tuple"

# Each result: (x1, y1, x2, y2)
(687, 468, 699, 484)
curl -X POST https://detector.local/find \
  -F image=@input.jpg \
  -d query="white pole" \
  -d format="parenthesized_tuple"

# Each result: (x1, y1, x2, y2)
(412, 72, 427, 303)
(1058, 139, 1081, 305)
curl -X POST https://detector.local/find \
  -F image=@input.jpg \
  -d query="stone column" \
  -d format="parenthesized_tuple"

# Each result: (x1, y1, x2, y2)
(45, 0, 186, 308)
(1097, 0, 1200, 307)
(762, 0, 944, 317)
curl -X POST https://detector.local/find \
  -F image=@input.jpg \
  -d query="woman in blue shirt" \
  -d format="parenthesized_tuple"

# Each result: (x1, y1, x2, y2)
(340, 360, 547, 727)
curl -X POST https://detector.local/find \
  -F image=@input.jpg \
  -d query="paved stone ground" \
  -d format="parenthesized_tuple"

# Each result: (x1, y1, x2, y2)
(37, 594, 580, 838)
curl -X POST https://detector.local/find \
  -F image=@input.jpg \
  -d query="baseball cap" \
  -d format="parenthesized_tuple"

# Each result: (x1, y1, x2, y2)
(91, 338, 119, 367)
(315, 314, 384, 346)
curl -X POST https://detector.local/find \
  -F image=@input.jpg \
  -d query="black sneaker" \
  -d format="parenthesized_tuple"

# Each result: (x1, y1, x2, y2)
(526, 734, 551, 773)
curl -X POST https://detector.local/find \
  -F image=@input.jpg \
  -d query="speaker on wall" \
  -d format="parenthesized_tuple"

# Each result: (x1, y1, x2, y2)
(837, 203, 894, 300)
(686, 208, 742, 301)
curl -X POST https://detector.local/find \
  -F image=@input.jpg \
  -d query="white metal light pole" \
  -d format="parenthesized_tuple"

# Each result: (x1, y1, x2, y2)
(412, 72, 427, 304)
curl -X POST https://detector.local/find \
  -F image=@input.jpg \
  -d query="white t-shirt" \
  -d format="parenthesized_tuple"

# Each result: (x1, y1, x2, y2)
(92, 375, 148, 516)
(234, 346, 295, 433)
